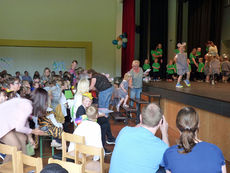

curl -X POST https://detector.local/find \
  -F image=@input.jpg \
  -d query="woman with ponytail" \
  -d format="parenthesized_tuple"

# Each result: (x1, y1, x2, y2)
(163, 107, 226, 173)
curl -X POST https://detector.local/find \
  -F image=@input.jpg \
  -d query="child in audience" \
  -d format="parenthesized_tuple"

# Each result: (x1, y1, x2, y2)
(75, 92, 93, 120)
(197, 57, 205, 82)
(0, 89, 7, 103)
(152, 58, 160, 81)
(221, 55, 230, 83)
(166, 60, 174, 81)
(38, 90, 63, 149)
(68, 105, 103, 161)
(174, 42, 191, 88)
(116, 73, 130, 112)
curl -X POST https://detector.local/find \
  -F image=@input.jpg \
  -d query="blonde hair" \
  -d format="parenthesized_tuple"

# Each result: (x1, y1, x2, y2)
(123, 73, 130, 81)
(86, 106, 98, 120)
(76, 78, 89, 95)
(132, 60, 140, 66)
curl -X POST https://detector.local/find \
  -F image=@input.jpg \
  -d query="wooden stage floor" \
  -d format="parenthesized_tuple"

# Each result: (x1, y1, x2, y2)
(144, 81, 230, 102)
(143, 81, 230, 117)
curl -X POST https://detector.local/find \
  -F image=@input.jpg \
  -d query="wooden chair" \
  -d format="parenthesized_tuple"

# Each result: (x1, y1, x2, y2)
(16, 151, 43, 173)
(0, 143, 17, 173)
(48, 158, 83, 173)
(75, 144, 110, 173)
(62, 132, 85, 163)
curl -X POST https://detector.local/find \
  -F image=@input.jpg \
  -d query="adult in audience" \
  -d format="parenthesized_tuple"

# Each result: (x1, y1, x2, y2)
(6, 76, 21, 97)
(0, 88, 47, 162)
(88, 69, 115, 149)
(41, 67, 51, 86)
(163, 107, 226, 173)
(15, 71, 22, 81)
(33, 71, 40, 80)
(129, 60, 144, 108)
(110, 103, 169, 173)
(69, 60, 78, 86)
(22, 71, 33, 84)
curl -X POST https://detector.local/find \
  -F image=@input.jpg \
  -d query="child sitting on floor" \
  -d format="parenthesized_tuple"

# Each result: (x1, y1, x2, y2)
(116, 73, 130, 112)
(68, 105, 103, 161)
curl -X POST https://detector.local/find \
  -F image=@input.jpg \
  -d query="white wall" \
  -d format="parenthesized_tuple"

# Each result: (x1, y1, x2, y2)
(0, 0, 119, 76)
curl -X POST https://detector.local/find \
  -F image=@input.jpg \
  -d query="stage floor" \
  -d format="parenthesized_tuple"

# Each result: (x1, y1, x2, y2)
(144, 81, 230, 103)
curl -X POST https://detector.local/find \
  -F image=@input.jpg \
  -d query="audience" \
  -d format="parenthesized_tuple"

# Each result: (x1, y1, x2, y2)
(41, 163, 68, 173)
(109, 103, 169, 173)
(0, 88, 46, 162)
(68, 105, 103, 160)
(163, 107, 226, 173)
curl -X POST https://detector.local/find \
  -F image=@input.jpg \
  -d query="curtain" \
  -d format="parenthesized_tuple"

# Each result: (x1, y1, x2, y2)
(139, 0, 168, 77)
(150, 0, 168, 77)
(177, 0, 184, 44)
(187, 0, 223, 55)
(122, 0, 135, 76)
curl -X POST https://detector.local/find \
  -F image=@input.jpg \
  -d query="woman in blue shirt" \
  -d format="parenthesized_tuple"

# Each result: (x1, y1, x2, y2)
(163, 107, 226, 173)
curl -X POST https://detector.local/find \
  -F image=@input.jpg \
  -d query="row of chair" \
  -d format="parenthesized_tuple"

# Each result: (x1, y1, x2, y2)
(0, 132, 109, 173)
(62, 132, 110, 173)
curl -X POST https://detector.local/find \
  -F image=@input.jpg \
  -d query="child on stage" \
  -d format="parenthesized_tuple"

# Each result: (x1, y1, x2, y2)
(174, 42, 191, 88)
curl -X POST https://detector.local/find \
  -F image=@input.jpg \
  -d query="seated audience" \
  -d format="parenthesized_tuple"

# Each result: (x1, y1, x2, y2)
(163, 107, 226, 173)
(68, 105, 103, 160)
(41, 163, 68, 173)
(109, 103, 169, 173)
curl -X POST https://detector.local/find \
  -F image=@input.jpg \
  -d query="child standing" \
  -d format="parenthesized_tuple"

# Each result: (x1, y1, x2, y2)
(143, 59, 151, 71)
(152, 58, 160, 81)
(174, 42, 191, 88)
(209, 55, 220, 85)
(116, 73, 130, 112)
(221, 55, 230, 83)
(197, 58, 205, 81)
(166, 60, 174, 81)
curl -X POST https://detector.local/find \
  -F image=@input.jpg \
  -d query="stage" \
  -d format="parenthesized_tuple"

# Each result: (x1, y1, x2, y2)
(143, 81, 230, 117)
(142, 81, 230, 160)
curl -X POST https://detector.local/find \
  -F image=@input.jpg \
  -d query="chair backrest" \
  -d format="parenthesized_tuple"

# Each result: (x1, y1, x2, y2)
(17, 151, 43, 173)
(48, 158, 82, 173)
(0, 143, 17, 173)
(75, 144, 104, 173)
(62, 132, 85, 163)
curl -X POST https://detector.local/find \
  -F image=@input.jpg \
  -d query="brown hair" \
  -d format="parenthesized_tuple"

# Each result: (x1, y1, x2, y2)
(30, 88, 48, 117)
(86, 106, 98, 120)
(87, 69, 97, 76)
(176, 107, 199, 153)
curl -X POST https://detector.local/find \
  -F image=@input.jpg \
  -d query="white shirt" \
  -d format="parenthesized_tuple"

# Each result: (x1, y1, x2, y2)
(68, 120, 103, 160)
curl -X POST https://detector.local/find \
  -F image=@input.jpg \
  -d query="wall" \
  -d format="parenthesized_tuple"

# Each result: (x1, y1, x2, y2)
(0, 0, 118, 75)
